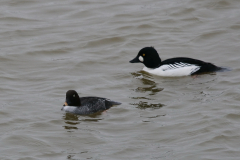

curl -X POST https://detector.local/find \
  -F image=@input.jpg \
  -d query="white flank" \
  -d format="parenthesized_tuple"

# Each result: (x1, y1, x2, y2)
(62, 106, 77, 113)
(142, 63, 200, 77)
(139, 56, 144, 62)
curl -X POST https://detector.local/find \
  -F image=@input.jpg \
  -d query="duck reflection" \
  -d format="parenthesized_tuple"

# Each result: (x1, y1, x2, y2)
(131, 71, 163, 95)
(131, 71, 165, 109)
(62, 112, 103, 131)
(63, 113, 79, 131)
(131, 101, 164, 110)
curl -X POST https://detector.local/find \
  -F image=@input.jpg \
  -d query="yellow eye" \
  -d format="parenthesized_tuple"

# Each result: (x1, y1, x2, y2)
(143, 54, 145, 56)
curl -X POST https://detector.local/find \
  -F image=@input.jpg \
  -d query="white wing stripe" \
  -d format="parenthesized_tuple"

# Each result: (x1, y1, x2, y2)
(174, 63, 183, 68)
(164, 63, 198, 70)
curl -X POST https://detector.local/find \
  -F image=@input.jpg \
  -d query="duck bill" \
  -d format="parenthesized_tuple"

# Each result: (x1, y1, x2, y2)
(130, 56, 141, 63)
(63, 102, 68, 106)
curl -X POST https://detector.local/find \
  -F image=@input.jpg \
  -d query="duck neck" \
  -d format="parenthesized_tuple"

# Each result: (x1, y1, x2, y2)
(145, 57, 162, 69)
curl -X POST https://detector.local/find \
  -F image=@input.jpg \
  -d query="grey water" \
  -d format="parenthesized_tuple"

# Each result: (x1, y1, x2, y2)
(1, 0, 240, 159)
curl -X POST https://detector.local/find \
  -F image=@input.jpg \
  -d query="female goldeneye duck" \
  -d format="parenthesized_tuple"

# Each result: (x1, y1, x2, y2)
(130, 47, 224, 77)
(62, 90, 121, 115)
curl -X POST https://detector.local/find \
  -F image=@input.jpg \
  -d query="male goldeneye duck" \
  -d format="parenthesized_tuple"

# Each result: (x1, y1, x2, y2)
(62, 90, 121, 115)
(130, 47, 223, 77)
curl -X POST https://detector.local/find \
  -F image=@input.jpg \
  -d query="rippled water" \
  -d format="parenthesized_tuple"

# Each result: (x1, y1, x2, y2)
(1, 0, 240, 159)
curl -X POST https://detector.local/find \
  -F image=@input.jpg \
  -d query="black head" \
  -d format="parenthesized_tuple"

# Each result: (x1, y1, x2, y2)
(129, 47, 162, 69)
(63, 90, 81, 106)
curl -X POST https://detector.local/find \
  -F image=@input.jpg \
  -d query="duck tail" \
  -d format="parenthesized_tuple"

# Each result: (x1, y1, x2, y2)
(206, 62, 231, 72)
(109, 100, 122, 105)
(217, 66, 231, 72)
(105, 100, 121, 109)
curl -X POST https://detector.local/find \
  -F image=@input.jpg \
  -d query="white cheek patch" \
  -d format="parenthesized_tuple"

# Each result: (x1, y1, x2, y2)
(139, 56, 144, 62)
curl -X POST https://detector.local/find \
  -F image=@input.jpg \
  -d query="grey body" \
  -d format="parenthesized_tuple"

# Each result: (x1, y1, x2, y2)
(62, 96, 121, 115)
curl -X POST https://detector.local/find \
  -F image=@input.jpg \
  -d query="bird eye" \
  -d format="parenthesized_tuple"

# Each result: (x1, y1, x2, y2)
(143, 54, 145, 56)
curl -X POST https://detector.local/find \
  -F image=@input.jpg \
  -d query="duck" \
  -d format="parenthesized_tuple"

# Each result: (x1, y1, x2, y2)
(62, 90, 121, 115)
(130, 47, 224, 77)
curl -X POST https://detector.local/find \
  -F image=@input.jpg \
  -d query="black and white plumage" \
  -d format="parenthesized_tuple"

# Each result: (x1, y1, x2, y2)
(130, 47, 224, 77)
(62, 90, 121, 115)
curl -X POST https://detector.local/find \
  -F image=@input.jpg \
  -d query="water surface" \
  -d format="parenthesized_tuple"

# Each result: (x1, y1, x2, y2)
(1, 0, 240, 159)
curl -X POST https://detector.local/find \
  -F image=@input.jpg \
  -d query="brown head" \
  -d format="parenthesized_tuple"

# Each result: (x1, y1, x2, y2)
(63, 90, 81, 106)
